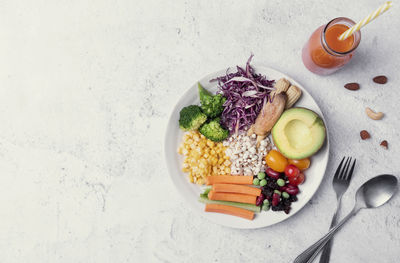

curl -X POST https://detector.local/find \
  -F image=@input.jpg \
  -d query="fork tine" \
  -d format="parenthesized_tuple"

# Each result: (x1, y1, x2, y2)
(346, 159, 357, 182)
(333, 157, 346, 180)
(340, 157, 351, 179)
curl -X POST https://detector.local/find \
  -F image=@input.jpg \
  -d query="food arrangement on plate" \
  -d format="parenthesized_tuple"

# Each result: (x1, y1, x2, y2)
(176, 56, 327, 220)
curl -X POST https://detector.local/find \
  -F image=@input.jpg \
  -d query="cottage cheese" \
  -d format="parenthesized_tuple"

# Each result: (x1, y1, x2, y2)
(223, 133, 273, 176)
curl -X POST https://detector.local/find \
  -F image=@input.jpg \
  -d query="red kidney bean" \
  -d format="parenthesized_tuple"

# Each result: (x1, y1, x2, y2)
(266, 168, 281, 179)
(286, 184, 299, 195)
(280, 186, 288, 192)
(271, 193, 280, 206)
(256, 194, 265, 206)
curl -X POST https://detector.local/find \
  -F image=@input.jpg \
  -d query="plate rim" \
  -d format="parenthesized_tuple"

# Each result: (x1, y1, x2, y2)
(164, 65, 330, 229)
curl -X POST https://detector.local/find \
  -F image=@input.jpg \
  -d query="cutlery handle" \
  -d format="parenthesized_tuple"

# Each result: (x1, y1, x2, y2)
(319, 198, 342, 263)
(293, 208, 358, 263)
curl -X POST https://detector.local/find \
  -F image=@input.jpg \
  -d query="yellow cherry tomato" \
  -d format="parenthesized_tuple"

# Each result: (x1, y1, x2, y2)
(288, 158, 311, 171)
(265, 150, 288, 172)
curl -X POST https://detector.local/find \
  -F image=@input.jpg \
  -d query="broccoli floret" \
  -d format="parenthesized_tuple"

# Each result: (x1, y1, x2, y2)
(199, 118, 229, 142)
(179, 105, 207, 131)
(198, 83, 226, 118)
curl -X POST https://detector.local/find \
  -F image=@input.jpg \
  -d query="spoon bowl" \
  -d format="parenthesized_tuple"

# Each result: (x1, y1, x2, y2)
(356, 174, 398, 209)
(294, 174, 398, 263)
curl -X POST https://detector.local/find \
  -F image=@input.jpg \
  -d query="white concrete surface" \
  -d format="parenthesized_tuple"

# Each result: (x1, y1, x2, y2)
(1, 0, 399, 262)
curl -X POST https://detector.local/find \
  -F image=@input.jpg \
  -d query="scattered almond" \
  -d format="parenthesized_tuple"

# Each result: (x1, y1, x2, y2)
(360, 130, 370, 140)
(380, 140, 388, 149)
(373, 75, 388, 84)
(344, 83, 360, 90)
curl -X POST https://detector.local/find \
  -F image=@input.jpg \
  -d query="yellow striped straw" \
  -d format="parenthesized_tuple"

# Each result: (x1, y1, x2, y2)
(339, 1, 393, 40)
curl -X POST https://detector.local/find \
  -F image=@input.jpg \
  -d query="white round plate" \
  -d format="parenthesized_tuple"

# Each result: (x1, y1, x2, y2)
(164, 65, 329, 229)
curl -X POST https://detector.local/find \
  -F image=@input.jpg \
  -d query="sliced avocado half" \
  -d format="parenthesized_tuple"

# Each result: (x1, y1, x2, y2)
(272, 107, 326, 159)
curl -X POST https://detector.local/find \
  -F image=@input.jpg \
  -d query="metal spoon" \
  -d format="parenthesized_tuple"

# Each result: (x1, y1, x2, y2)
(294, 174, 398, 263)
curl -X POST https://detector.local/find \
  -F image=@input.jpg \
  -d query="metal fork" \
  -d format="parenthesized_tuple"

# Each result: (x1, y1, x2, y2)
(293, 156, 356, 263)
(319, 157, 356, 263)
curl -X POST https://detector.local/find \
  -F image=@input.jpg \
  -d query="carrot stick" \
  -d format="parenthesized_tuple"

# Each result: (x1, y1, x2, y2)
(205, 203, 254, 220)
(208, 190, 257, 205)
(205, 175, 253, 185)
(212, 183, 261, 196)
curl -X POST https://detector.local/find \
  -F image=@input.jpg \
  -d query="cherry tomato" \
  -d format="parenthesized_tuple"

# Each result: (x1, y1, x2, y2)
(284, 164, 300, 178)
(288, 158, 311, 171)
(289, 172, 305, 186)
(265, 150, 288, 172)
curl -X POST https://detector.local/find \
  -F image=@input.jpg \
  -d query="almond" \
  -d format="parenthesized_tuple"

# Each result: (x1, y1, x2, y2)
(380, 140, 388, 149)
(344, 82, 360, 90)
(373, 75, 388, 84)
(360, 130, 370, 140)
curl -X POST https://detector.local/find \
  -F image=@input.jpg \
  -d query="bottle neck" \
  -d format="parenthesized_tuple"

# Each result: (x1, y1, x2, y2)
(320, 18, 361, 57)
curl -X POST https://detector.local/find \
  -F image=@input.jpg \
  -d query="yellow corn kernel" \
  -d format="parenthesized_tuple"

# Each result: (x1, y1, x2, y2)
(180, 133, 228, 185)
(206, 141, 215, 147)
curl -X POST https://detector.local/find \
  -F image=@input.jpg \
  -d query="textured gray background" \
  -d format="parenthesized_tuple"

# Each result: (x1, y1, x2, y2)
(1, 0, 399, 262)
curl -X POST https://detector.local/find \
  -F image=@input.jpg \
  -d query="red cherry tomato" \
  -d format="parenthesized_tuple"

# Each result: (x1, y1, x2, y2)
(285, 164, 300, 179)
(289, 173, 305, 186)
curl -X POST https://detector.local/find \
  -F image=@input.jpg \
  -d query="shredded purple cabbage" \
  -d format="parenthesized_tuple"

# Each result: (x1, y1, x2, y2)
(211, 55, 275, 134)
